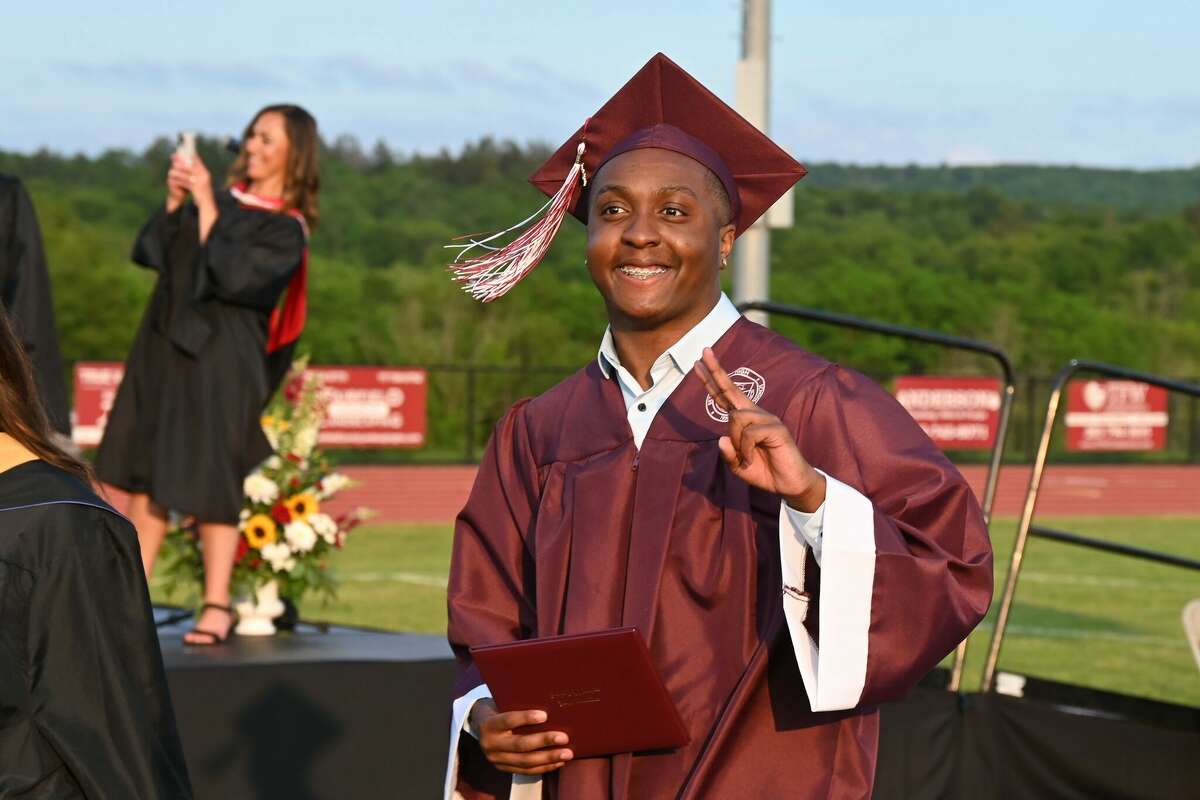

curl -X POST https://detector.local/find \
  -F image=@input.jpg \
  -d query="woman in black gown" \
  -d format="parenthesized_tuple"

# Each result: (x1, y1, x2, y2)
(0, 306, 193, 798)
(96, 105, 319, 644)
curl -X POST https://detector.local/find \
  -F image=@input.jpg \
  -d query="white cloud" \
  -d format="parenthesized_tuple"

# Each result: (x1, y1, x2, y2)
(58, 59, 289, 89)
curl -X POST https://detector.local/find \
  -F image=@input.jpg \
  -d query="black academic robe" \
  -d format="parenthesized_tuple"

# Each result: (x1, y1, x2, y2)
(0, 175, 70, 434)
(0, 460, 193, 798)
(448, 318, 993, 799)
(95, 191, 305, 523)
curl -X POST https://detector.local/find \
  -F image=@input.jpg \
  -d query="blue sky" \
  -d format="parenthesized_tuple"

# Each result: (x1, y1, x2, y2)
(2, 1, 1197, 167)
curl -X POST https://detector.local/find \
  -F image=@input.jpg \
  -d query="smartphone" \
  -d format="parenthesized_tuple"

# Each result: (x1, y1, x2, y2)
(175, 131, 196, 165)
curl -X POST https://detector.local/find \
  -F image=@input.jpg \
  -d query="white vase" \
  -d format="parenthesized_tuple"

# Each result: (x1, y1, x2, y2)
(235, 579, 286, 636)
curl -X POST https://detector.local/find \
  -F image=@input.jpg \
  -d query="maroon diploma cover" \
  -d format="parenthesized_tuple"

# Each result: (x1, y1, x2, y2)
(469, 627, 689, 758)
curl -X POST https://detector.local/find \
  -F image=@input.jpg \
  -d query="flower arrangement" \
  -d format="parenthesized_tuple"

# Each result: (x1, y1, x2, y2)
(159, 358, 372, 606)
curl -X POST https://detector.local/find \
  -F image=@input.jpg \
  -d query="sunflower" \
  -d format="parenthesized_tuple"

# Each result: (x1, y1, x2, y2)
(284, 492, 320, 521)
(243, 514, 279, 549)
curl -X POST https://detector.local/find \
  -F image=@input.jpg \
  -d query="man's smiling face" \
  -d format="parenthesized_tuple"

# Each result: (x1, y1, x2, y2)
(586, 148, 735, 332)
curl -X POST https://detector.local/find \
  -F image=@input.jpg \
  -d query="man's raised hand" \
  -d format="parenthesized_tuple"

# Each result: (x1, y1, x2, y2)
(693, 347, 826, 512)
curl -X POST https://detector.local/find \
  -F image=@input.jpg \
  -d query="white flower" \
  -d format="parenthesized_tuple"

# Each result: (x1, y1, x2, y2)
(310, 513, 338, 544)
(243, 472, 279, 505)
(318, 472, 351, 499)
(239, 508, 250, 521)
(292, 423, 319, 458)
(284, 520, 318, 553)
(265, 455, 283, 470)
(261, 542, 296, 572)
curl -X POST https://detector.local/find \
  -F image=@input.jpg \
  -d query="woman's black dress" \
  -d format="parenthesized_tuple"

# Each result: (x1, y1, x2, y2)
(0, 460, 193, 798)
(95, 191, 305, 523)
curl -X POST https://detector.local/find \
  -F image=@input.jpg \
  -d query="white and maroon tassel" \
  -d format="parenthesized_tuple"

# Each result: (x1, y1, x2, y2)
(446, 141, 587, 302)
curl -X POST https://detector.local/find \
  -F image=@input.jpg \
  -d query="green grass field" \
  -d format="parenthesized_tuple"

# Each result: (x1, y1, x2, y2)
(150, 515, 1200, 707)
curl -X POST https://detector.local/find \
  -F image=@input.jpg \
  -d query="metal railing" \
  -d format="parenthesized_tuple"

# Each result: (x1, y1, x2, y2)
(981, 359, 1200, 691)
(737, 301, 1017, 691)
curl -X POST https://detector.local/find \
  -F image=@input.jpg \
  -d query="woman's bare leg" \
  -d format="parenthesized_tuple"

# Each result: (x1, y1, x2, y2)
(127, 492, 168, 576)
(184, 522, 239, 643)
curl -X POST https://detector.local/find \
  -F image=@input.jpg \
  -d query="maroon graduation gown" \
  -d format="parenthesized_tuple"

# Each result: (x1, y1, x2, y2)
(448, 317, 993, 799)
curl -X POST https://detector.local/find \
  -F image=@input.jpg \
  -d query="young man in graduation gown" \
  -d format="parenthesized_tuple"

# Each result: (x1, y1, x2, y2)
(443, 54, 993, 800)
(0, 175, 71, 436)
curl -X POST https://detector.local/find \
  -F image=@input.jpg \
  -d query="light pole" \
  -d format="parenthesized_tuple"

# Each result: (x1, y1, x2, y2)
(734, 0, 792, 326)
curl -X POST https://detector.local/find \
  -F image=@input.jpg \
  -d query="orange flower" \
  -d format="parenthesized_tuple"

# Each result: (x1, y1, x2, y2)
(243, 514, 279, 549)
(284, 492, 319, 521)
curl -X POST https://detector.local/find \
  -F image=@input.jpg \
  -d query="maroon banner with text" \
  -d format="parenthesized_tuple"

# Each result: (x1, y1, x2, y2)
(72, 361, 126, 447)
(894, 376, 1002, 450)
(73, 363, 427, 449)
(309, 366, 427, 448)
(1065, 380, 1167, 451)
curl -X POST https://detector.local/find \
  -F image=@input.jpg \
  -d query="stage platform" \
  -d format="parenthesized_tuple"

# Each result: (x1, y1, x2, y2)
(156, 607, 454, 799)
(875, 676, 1199, 799)
(156, 607, 1199, 799)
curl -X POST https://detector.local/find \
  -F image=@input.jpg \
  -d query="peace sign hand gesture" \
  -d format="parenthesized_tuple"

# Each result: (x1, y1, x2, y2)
(694, 347, 827, 512)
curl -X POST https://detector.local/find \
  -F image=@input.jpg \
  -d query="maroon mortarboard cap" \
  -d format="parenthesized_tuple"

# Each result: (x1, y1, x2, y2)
(595, 123, 742, 224)
(531, 53, 806, 235)
(447, 52, 806, 302)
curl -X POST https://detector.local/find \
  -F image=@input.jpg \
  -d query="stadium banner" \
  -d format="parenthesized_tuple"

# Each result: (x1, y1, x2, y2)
(893, 376, 1002, 450)
(72, 361, 126, 446)
(308, 366, 427, 448)
(72, 362, 428, 449)
(1065, 380, 1167, 452)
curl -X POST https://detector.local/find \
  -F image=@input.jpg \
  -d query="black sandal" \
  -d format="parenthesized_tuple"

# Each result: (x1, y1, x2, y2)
(184, 602, 237, 646)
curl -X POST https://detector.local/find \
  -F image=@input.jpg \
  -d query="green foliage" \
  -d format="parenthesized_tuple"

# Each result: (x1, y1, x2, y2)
(4, 138, 1199, 459)
(806, 163, 1200, 216)
(771, 186, 1200, 379)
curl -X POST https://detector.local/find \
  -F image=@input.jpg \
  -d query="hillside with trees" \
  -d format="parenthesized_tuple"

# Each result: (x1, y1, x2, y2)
(804, 163, 1200, 216)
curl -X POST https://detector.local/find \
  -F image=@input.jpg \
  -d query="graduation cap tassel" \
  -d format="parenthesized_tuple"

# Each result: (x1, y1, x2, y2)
(446, 141, 587, 302)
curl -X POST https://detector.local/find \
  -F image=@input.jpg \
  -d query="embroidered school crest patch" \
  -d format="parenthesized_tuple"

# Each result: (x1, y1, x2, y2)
(705, 367, 766, 423)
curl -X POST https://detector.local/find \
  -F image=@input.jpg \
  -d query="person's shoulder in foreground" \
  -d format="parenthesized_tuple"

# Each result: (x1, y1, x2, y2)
(0, 458, 131, 564)
(0, 458, 194, 798)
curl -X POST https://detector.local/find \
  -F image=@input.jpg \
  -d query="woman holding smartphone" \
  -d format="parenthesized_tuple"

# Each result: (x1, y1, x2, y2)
(0, 305, 193, 798)
(96, 105, 320, 645)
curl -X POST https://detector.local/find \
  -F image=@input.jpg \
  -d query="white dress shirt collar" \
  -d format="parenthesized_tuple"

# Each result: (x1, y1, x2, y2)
(596, 293, 742, 383)
(596, 294, 742, 449)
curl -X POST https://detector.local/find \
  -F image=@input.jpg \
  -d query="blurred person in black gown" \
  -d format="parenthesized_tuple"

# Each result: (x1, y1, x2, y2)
(95, 105, 319, 644)
(0, 174, 71, 436)
(0, 305, 193, 798)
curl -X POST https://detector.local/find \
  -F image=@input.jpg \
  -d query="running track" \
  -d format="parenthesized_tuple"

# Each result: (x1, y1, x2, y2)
(100, 464, 1196, 524)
